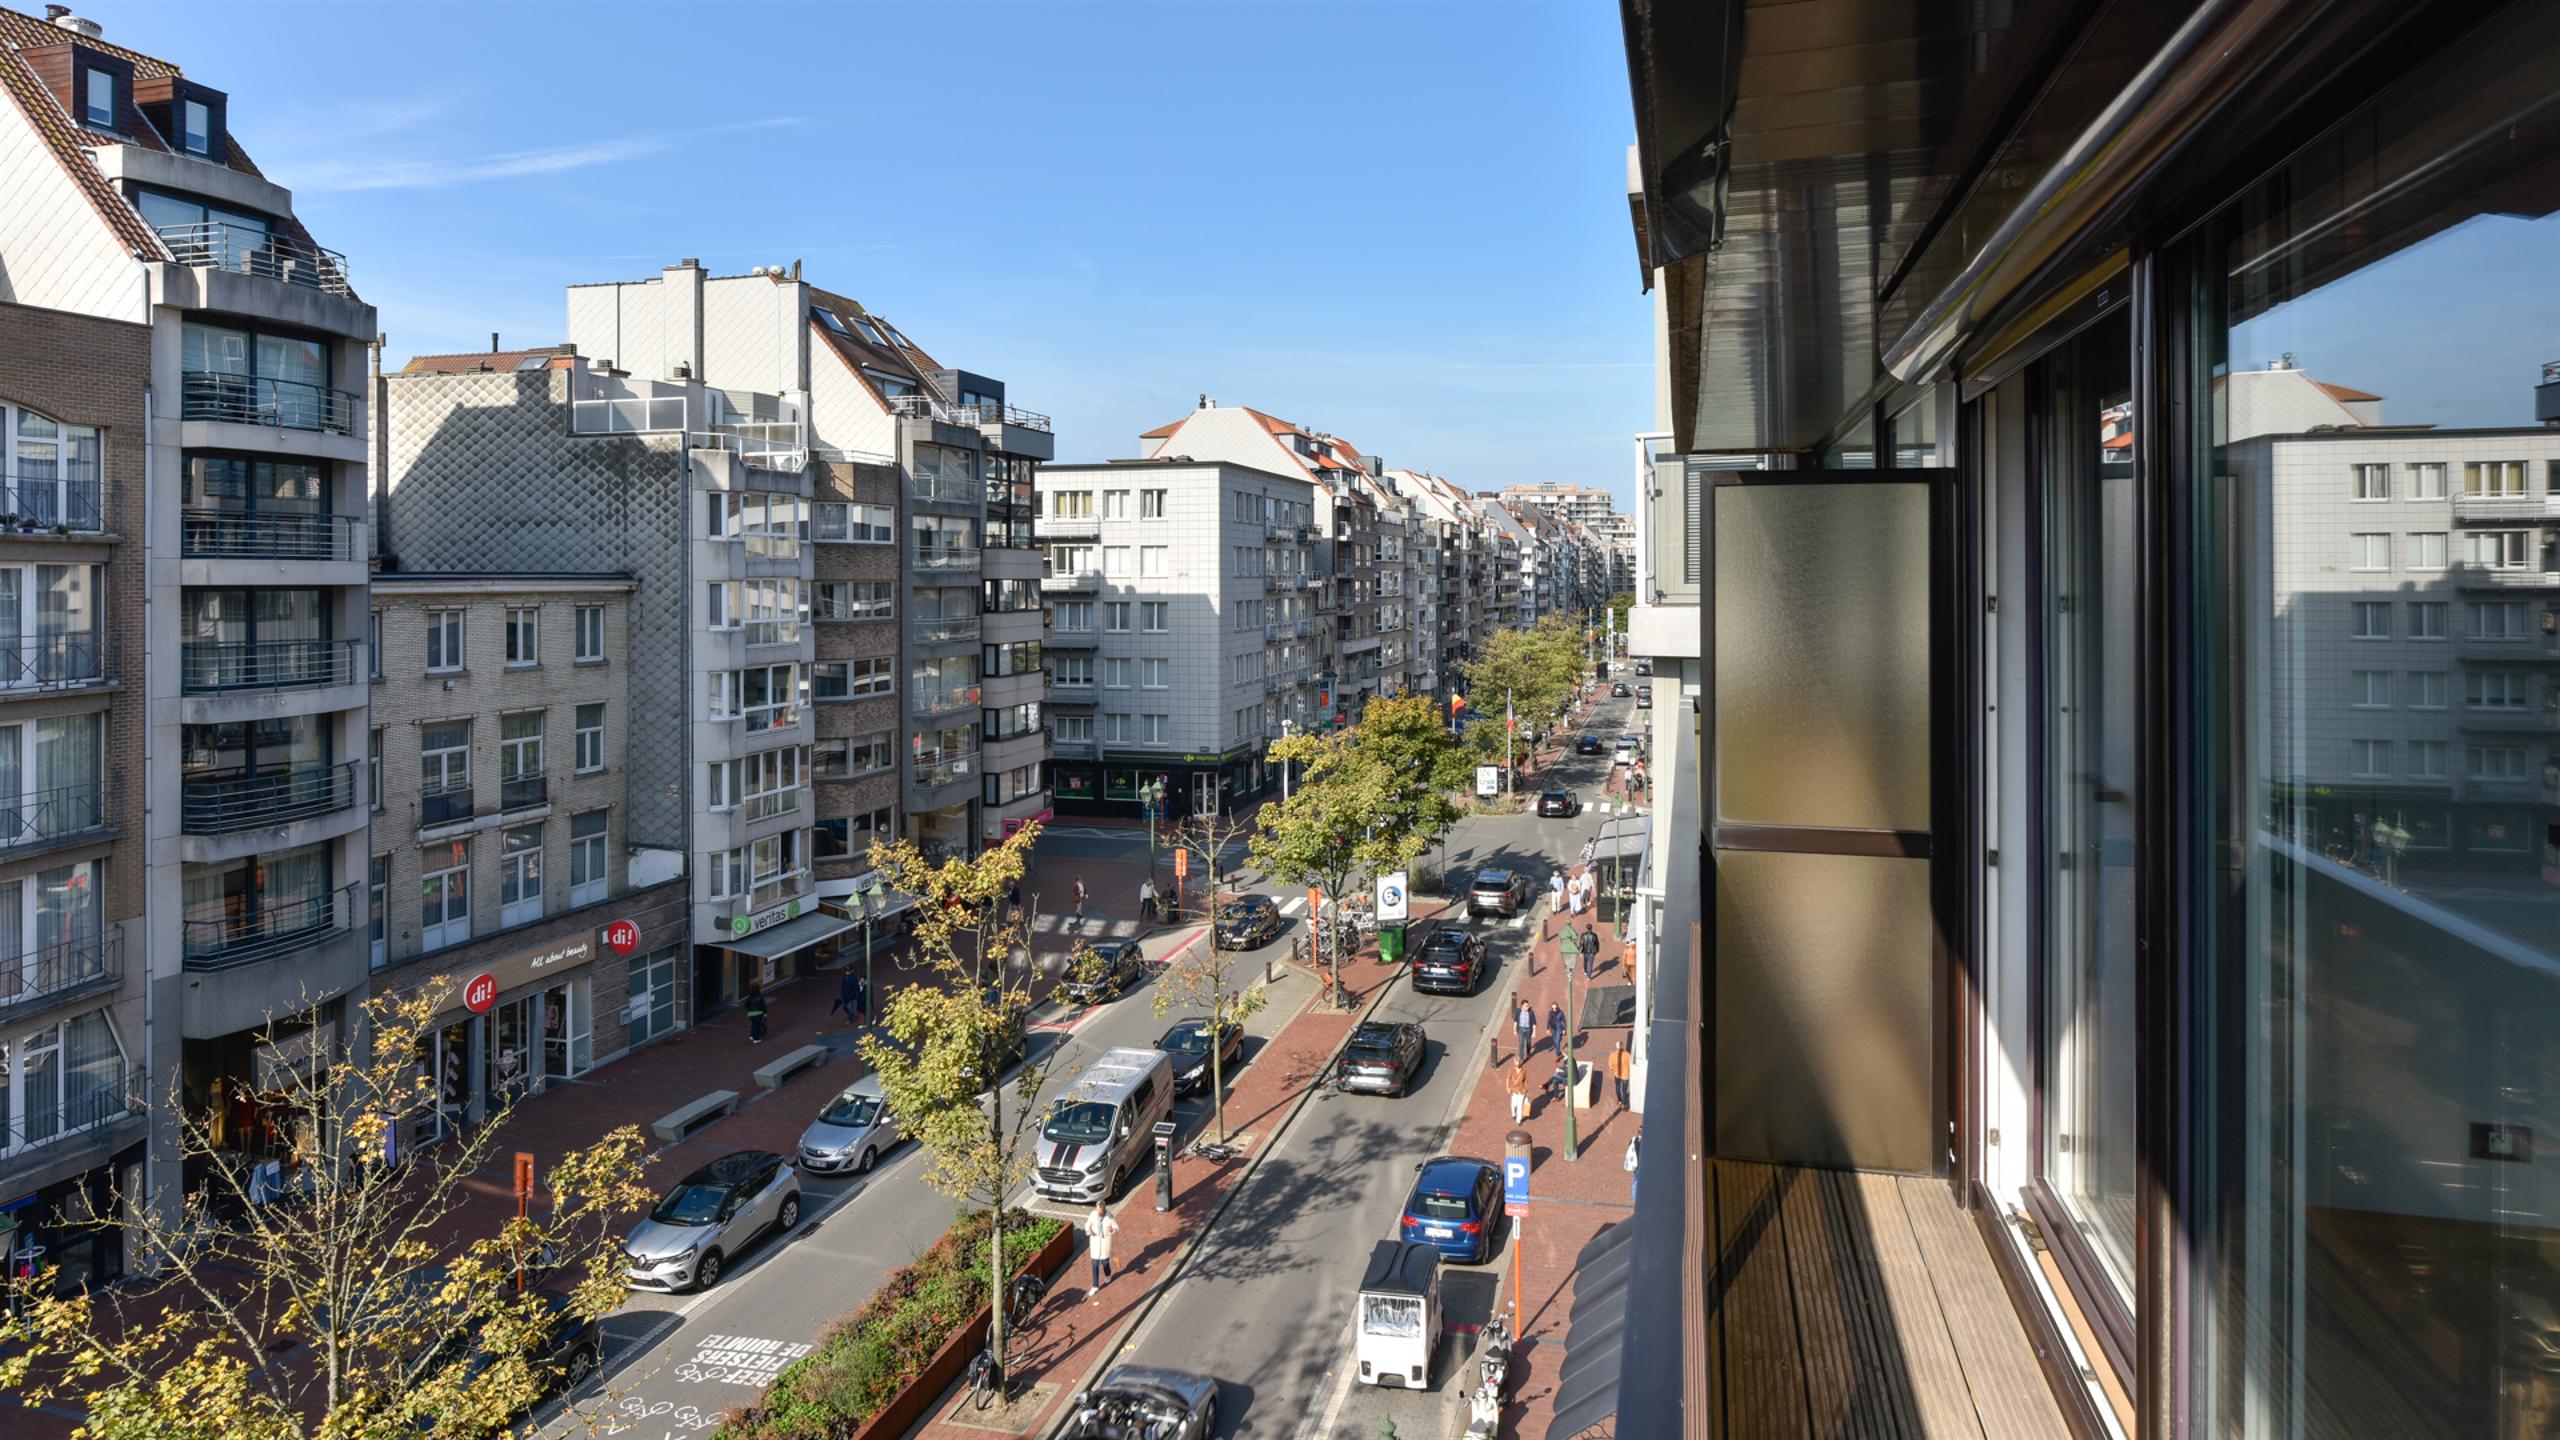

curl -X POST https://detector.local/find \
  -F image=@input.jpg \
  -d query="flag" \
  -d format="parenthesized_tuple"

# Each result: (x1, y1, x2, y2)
(1450, 693, 1466, 715)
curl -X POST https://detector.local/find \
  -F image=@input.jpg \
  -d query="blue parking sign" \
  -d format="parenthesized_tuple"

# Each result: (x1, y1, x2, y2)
(1504, 1154, 1531, 1214)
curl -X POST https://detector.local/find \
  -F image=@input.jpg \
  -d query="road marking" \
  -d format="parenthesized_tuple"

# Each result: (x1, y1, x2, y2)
(1280, 896, 1306, 915)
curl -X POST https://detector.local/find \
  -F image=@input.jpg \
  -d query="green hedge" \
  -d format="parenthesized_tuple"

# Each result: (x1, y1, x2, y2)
(715, 1209, 1062, 1439)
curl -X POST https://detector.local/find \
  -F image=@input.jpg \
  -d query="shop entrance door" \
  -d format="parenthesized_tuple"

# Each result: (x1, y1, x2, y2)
(486, 995, 534, 1108)
(1193, 772, 1218, 817)
(541, 981, 590, 1079)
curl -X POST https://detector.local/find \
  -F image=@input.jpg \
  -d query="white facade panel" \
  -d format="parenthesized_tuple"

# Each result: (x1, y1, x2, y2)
(0, 102, 143, 321)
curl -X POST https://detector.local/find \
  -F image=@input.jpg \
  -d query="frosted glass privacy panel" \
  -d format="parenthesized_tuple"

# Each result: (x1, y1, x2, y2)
(1715, 482, 1930, 831)
(1714, 850, 1933, 1173)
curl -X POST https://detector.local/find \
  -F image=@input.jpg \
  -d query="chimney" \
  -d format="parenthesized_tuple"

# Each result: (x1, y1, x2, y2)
(1198, 394, 1214, 409)
(47, 7, 102, 36)
(490, 332, 500, 354)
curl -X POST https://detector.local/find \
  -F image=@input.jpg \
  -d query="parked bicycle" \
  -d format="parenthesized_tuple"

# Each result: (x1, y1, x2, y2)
(1004, 1270, 1049, 1333)
(1189, 1137, 1242, 1163)
(965, 1348, 1005, 1411)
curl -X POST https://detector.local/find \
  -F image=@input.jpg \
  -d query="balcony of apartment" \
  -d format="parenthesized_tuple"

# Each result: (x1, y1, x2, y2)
(909, 613, 983, 650)
(1040, 566, 1101, 594)
(179, 761, 363, 863)
(913, 545, 981, 577)
(1048, 675, 1097, 706)
(1037, 513, 1101, 541)
(910, 683, 982, 722)
(2455, 705, 2560, 734)
(981, 604, 1044, 647)
(702, 785, 809, 855)
(1045, 625, 1099, 651)
(981, 667, 1044, 711)
(2450, 559, 2560, 591)
(0, 777, 119, 863)
(2455, 632, 2554, 661)
(2449, 490, 2560, 522)
(984, 724, 1048, 772)
(146, 224, 372, 342)
(179, 881, 368, 1038)
(0, 1061, 144, 1187)
(889, 393, 1057, 461)
(0, 467, 116, 540)
(1050, 733, 1097, 760)
(180, 638, 366, 726)
(0, 632, 117, 699)
(0, 924, 122, 1026)
(179, 508, 367, 588)
(178, 372, 367, 465)
(905, 749, 980, 804)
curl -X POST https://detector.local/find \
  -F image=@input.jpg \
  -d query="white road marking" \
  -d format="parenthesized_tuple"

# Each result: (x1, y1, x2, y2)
(1280, 897, 1306, 915)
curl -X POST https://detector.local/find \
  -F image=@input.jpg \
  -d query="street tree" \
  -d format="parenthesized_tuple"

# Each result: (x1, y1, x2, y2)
(1461, 619, 1585, 779)
(0, 986, 654, 1440)
(856, 822, 1059, 1383)
(1251, 729, 1383, 1006)
(1345, 693, 1471, 887)
(1151, 812, 1270, 1142)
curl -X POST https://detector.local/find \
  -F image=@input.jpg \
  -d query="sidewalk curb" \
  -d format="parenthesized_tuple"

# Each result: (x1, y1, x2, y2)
(1041, 959, 1404, 1433)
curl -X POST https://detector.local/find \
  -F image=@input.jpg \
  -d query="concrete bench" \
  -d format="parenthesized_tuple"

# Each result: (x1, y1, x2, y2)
(651, 1089, 739, 1143)
(753, 1044, 829, 1092)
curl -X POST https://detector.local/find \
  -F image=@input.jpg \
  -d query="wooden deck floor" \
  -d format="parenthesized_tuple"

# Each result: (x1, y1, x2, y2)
(1709, 1161, 2070, 1439)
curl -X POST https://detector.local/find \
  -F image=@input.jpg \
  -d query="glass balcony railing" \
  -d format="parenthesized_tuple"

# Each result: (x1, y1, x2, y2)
(181, 882, 359, 971)
(912, 751, 980, 789)
(0, 925, 121, 1019)
(180, 509, 360, 562)
(914, 546, 980, 574)
(419, 779, 474, 829)
(181, 762, 359, 835)
(911, 685, 980, 718)
(499, 771, 548, 813)
(180, 639, 362, 694)
(180, 372, 360, 436)
(910, 614, 982, 647)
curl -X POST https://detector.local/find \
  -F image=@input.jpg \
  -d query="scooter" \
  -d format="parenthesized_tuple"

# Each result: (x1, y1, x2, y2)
(1477, 1313, 1514, 1395)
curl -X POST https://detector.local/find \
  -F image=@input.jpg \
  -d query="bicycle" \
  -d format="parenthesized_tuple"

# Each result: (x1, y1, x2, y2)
(1003, 1270, 1049, 1335)
(964, 1347, 1004, 1411)
(1189, 1137, 1242, 1163)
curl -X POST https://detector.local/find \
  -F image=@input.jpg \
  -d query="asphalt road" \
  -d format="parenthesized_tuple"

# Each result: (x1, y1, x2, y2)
(540, 898, 1314, 1440)
(1112, 695, 1642, 1439)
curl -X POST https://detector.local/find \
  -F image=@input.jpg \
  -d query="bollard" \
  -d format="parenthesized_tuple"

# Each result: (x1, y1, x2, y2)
(1377, 1423, 1398, 1440)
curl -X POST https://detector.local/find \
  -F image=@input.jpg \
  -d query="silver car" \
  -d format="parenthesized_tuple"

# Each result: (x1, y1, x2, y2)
(623, 1149, 800, 1293)
(797, 1074, 902, 1175)
(1057, 1364, 1220, 1439)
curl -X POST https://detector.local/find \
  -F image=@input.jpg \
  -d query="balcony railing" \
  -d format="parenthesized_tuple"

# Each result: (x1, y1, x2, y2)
(0, 470, 107, 533)
(182, 882, 360, 971)
(0, 778, 111, 850)
(154, 221, 351, 296)
(180, 639, 362, 694)
(0, 632, 113, 692)
(912, 750, 980, 789)
(180, 371, 360, 436)
(0, 924, 122, 1019)
(1037, 514, 1101, 539)
(908, 471, 981, 506)
(914, 546, 981, 574)
(181, 761, 360, 834)
(2450, 491, 2560, 521)
(888, 394, 1054, 433)
(910, 614, 983, 647)
(741, 869, 806, 916)
(500, 771, 548, 813)
(1045, 628, 1098, 649)
(1040, 569, 1100, 592)
(180, 508, 361, 562)
(419, 778, 474, 829)
(0, 1062, 140, 1155)
(911, 686, 981, 719)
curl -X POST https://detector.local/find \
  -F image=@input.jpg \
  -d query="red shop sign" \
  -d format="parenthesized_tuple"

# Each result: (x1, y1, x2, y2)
(603, 919, 642, 955)
(462, 972, 499, 1014)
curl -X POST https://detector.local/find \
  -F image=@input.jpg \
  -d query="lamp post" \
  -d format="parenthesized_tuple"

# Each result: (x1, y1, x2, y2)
(849, 888, 875, 1027)
(1278, 718, 1296, 803)
(1561, 926, 1584, 1163)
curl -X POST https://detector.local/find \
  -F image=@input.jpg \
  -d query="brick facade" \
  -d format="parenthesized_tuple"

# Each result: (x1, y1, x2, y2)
(811, 458, 900, 877)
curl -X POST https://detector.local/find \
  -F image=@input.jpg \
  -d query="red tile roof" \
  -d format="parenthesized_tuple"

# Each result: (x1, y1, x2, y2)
(400, 346, 575, 375)
(2317, 381, 2383, 403)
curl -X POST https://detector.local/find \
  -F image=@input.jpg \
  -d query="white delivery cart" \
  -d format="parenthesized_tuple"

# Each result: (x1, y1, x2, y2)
(1354, 1239, 1443, 1389)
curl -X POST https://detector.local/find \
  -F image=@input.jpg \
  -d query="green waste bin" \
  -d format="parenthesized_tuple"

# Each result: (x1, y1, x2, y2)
(1379, 924, 1407, 965)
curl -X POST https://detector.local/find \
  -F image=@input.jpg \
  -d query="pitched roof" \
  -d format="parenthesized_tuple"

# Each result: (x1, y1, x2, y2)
(401, 345, 575, 376)
(2316, 380, 2383, 403)
(807, 284, 945, 411)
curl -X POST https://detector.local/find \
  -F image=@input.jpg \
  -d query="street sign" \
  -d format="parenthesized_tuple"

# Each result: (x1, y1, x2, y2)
(1505, 1132, 1532, 1219)
(513, 1152, 536, 1203)
(1173, 849, 1189, 879)
(603, 918, 641, 955)
(1476, 765, 1501, 798)
(1375, 872, 1409, 922)
(463, 972, 498, 1014)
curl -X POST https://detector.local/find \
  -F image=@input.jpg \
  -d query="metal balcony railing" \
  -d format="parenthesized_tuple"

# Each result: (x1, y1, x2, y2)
(912, 750, 980, 789)
(181, 761, 360, 834)
(180, 371, 360, 436)
(910, 614, 982, 647)
(154, 221, 351, 295)
(180, 639, 361, 694)
(419, 778, 474, 828)
(1044, 628, 1098, 649)
(0, 778, 111, 850)
(0, 632, 113, 692)
(0, 924, 122, 1019)
(0, 470, 107, 533)
(180, 508, 360, 561)
(907, 471, 980, 505)
(911, 686, 980, 719)
(181, 882, 359, 971)
(0, 1062, 140, 1153)
(887, 394, 1054, 433)
(500, 771, 548, 813)
(913, 546, 980, 573)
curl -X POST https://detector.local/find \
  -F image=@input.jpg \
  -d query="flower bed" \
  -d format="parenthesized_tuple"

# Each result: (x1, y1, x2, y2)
(715, 1208, 1064, 1439)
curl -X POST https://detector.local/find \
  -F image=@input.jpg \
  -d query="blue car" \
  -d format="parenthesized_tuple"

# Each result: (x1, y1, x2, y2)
(1397, 1155, 1505, 1264)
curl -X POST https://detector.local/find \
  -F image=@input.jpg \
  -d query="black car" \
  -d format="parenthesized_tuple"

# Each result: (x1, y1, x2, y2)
(1410, 928, 1488, 995)
(1335, 1021, 1426, 1096)
(1574, 734, 1605, 756)
(1213, 894, 1286, 950)
(1060, 939, 1149, 1006)
(1536, 791, 1580, 818)
(1157, 1016, 1245, 1094)
(1467, 868, 1531, 918)
(1611, 681, 1631, 697)
(1059, 1365, 1220, 1439)
(408, 1290, 603, 1429)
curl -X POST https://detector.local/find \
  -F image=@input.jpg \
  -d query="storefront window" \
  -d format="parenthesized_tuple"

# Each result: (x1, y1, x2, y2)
(2190, 10, 2560, 1434)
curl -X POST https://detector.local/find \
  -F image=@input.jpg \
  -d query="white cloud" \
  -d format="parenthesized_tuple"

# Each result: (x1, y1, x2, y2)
(286, 117, 800, 193)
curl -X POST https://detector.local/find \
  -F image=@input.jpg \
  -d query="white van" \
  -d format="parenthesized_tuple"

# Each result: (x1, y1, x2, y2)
(1034, 1047, 1175, 1203)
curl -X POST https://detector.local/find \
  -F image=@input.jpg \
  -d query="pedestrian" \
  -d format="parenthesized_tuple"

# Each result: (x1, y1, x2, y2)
(851, 971, 870, 1023)
(1547, 1001, 1567, 1060)
(1609, 1038, 1633, 1106)
(1138, 877, 1159, 924)
(745, 985, 769, 1045)
(1581, 923, 1601, 980)
(1625, 1131, 1641, 1204)
(1073, 877, 1088, 929)
(1548, 870, 1566, 920)
(1507, 1057, 1530, 1124)
(1009, 880, 1024, 916)
(1514, 997, 1535, 1065)
(830, 968, 861, 1024)
(1581, 837, 1597, 869)
(1084, 1200, 1119, 1301)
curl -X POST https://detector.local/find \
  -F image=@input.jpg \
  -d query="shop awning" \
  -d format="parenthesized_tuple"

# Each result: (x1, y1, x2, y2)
(721, 912, 853, 960)
(1592, 814, 1651, 864)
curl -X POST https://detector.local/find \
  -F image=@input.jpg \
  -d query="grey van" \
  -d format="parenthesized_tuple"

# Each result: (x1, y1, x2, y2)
(1034, 1046, 1175, 1203)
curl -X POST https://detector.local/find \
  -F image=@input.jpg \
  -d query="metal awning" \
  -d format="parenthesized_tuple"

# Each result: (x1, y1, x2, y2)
(1592, 814, 1651, 864)
(1545, 1221, 1637, 1438)
(721, 912, 853, 960)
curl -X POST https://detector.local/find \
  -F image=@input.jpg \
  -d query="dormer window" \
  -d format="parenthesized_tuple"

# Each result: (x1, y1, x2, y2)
(82, 67, 113, 129)
(181, 98, 211, 156)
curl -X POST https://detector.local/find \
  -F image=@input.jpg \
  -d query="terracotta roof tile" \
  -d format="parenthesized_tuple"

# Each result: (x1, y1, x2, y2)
(2317, 380, 2383, 403)
(0, 7, 180, 79)
(0, 48, 160, 258)
(401, 346, 574, 375)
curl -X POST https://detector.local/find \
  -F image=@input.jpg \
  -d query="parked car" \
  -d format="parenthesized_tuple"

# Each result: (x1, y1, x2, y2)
(1611, 681, 1631, 697)
(1398, 1155, 1506, 1264)
(797, 1074, 902, 1175)
(1213, 894, 1287, 950)
(1157, 1016, 1245, 1094)
(1536, 790, 1581, 818)
(1468, 868, 1531, 917)
(1634, 658, 1653, 676)
(1575, 734, 1605, 756)
(1615, 734, 1643, 766)
(1061, 938, 1150, 1006)
(1058, 1365, 1220, 1439)
(1410, 928, 1488, 995)
(623, 1150, 800, 1293)
(407, 1289, 602, 1430)
(1336, 1021, 1427, 1096)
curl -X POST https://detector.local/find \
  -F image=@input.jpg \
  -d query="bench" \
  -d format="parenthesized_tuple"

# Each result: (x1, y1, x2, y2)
(651, 1089, 739, 1143)
(753, 1044, 829, 1092)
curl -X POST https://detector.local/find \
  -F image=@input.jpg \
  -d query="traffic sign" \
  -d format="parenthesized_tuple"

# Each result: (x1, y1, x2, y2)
(1375, 871, 1409, 922)
(1173, 848, 1189, 879)
(513, 1152, 536, 1203)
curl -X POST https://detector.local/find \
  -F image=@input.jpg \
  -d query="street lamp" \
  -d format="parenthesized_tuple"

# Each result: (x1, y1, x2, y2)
(1562, 925, 1586, 1163)
(1278, 718, 1296, 803)
(847, 888, 875, 1029)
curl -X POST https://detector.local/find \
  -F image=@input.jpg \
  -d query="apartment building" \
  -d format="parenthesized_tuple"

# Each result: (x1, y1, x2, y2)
(1038, 458, 1318, 819)
(564, 264, 1054, 870)
(366, 575, 687, 1141)
(1387, 468, 1492, 691)
(380, 352, 838, 1016)
(0, 3, 378, 1270)
(1495, 481, 1617, 529)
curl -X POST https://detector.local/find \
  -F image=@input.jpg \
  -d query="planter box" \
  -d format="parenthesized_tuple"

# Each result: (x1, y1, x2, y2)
(847, 1220, 1075, 1440)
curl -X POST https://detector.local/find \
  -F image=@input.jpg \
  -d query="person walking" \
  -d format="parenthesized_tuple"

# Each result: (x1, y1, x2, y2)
(1138, 877, 1159, 924)
(745, 985, 769, 1045)
(1084, 1200, 1119, 1301)
(1581, 923, 1602, 980)
(1548, 870, 1567, 922)
(830, 968, 861, 1024)
(1547, 1001, 1568, 1063)
(1507, 1057, 1530, 1123)
(1072, 877, 1088, 930)
(1624, 1131, 1641, 1204)
(1514, 997, 1535, 1065)
(1609, 1038, 1633, 1106)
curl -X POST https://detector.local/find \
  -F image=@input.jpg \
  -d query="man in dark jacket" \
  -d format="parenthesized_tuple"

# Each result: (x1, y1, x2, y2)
(745, 986, 769, 1044)
(1580, 924, 1601, 980)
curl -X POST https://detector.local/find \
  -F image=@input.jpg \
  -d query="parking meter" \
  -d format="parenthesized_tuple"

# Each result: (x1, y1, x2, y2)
(1152, 1120, 1178, 1213)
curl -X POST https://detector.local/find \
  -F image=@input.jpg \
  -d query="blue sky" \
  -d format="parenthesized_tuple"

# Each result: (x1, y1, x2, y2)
(94, 0, 1652, 500)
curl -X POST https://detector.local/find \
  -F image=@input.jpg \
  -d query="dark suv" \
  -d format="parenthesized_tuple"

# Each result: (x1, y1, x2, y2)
(1574, 734, 1605, 756)
(1410, 929, 1487, 995)
(1335, 1021, 1426, 1096)
(1061, 939, 1148, 1005)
